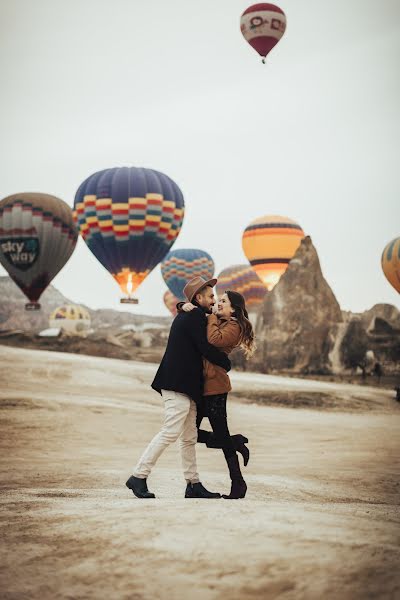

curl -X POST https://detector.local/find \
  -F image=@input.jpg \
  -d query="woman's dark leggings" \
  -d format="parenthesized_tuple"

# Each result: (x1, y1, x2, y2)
(196, 406, 236, 459)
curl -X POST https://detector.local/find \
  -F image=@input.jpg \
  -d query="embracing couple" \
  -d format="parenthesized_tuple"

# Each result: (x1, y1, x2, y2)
(126, 275, 255, 500)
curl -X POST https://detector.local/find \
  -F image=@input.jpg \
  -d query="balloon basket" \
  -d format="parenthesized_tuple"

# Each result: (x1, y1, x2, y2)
(120, 297, 138, 305)
(25, 302, 41, 311)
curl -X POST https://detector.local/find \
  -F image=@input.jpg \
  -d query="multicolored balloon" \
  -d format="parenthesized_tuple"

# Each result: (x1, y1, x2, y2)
(242, 215, 304, 290)
(49, 304, 91, 336)
(163, 290, 179, 316)
(161, 248, 215, 301)
(381, 237, 400, 293)
(73, 167, 185, 301)
(216, 264, 267, 312)
(240, 3, 286, 63)
(0, 193, 78, 310)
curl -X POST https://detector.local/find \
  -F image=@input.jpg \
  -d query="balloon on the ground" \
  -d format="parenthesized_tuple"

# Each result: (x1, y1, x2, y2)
(240, 3, 286, 63)
(163, 290, 179, 316)
(49, 304, 91, 336)
(242, 215, 304, 290)
(73, 167, 185, 302)
(0, 193, 78, 310)
(216, 264, 266, 312)
(381, 237, 400, 293)
(161, 248, 215, 301)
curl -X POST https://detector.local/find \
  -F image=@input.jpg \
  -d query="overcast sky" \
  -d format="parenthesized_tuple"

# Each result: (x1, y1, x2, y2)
(1, 0, 399, 316)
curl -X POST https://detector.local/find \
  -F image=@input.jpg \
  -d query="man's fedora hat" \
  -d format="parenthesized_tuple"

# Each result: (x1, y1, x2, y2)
(183, 276, 218, 303)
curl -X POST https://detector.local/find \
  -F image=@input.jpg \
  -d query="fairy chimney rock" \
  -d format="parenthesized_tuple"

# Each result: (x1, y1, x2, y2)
(255, 236, 342, 372)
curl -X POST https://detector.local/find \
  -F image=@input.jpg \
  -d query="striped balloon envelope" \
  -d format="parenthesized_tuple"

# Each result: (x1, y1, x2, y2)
(381, 237, 400, 293)
(163, 290, 179, 316)
(215, 264, 266, 312)
(161, 248, 215, 301)
(240, 3, 286, 63)
(242, 215, 304, 290)
(0, 193, 78, 309)
(73, 167, 185, 301)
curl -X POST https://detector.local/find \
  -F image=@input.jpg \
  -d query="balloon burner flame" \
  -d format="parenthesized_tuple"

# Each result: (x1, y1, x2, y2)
(127, 273, 133, 297)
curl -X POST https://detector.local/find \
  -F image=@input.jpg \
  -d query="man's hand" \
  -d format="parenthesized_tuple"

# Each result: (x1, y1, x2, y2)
(182, 302, 197, 312)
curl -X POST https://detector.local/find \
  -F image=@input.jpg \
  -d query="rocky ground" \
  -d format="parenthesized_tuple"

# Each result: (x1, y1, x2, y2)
(1, 346, 399, 600)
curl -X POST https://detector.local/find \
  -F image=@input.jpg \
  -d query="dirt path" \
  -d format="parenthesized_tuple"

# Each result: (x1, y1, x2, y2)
(1, 347, 399, 599)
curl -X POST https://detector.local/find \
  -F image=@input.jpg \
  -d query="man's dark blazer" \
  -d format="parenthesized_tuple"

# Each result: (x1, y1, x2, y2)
(151, 307, 231, 403)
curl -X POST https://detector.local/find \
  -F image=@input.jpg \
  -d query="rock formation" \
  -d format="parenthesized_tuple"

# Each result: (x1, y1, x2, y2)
(253, 236, 342, 373)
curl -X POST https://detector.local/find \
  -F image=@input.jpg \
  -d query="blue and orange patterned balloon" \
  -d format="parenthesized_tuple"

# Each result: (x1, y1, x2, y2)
(0, 192, 78, 309)
(161, 248, 215, 301)
(216, 264, 266, 312)
(73, 167, 185, 299)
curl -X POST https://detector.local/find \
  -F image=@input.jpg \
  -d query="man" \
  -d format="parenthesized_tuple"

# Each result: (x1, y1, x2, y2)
(126, 276, 231, 499)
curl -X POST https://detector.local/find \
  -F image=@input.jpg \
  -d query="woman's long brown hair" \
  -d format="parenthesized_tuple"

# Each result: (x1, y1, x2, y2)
(226, 290, 256, 359)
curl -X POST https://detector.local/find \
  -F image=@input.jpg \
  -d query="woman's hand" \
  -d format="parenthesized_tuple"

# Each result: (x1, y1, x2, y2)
(182, 302, 197, 312)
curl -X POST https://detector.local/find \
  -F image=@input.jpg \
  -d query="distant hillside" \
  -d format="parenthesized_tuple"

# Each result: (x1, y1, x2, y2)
(0, 276, 171, 332)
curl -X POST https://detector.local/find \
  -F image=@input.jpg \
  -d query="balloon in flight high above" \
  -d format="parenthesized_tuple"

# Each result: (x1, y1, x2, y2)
(242, 215, 304, 290)
(0, 192, 78, 310)
(161, 248, 215, 301)
(163, 290, 179, 316)
(381, 237, 400, 293)
(73, 167, 185, 303)
(240, 3, 286, 63)
(216, 264, 266, 312)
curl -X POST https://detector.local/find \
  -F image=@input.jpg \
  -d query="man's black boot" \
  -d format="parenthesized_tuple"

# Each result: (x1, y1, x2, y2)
(185, 482, 221, 499)
(126, 475, 156, 498)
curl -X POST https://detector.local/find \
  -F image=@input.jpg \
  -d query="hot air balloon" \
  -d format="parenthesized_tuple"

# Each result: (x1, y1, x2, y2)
(242, 215, 304, 290)
(73, 167, 185, 304)
(49, 304, 91, 336)
(215, 264, 266, 313)
(240, 3, 286, 63)
(381, 237, 400, 293)
(163, 290, 179, 316)
(161, 248, 215, 301)
(0, 193, 78, 310)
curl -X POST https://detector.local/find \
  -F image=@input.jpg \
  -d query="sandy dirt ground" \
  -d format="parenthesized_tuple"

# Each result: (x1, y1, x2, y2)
(0, 346, 399, 600)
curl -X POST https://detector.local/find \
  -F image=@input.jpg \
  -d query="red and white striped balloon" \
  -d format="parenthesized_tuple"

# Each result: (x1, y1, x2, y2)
(240, 3, 286, 63)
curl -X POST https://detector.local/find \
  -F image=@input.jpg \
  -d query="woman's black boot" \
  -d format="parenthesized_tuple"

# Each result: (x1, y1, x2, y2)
(222, 454, 247, 499)
(231, 434, 250, 467)
(199, 430, 250, 467)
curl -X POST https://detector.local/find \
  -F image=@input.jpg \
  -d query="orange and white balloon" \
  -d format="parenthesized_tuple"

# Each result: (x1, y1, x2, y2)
(163, 290, 179, 316)
(242, 215, 304, 290)
(381, 237, 400, 293)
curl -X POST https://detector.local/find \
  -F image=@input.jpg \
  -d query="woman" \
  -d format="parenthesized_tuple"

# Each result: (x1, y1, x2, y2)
(181, 290, 256, 499)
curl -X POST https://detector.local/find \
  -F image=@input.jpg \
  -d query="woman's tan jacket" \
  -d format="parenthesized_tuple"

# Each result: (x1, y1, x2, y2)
(203, 314, 241, 396)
